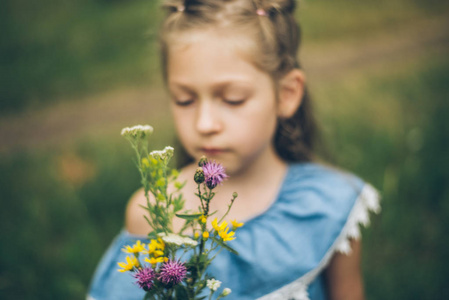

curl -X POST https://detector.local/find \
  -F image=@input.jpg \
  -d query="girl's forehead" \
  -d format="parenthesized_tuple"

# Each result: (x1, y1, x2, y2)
(166, 30, 265, 86)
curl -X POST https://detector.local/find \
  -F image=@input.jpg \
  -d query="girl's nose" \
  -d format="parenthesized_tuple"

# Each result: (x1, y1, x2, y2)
(195, 101, 222, 135)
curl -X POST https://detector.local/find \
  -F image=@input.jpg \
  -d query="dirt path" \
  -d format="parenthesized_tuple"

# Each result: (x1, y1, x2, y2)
(1, 17, 448, 154)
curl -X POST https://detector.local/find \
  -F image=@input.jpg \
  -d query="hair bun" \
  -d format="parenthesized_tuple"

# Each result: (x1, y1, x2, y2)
(162, 0, 184, 12)
(260, 0, 296, 15)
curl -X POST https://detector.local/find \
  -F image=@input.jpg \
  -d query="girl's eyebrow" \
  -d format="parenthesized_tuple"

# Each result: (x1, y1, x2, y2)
(212, 81, 253, 92)
(168, 82, 196, 95)
(170, 80, 252, 91)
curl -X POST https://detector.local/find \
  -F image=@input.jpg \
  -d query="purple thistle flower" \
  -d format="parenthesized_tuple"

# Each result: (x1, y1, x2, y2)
(134, 267, 156, 291)
(157, 260, 187, 285)
(202, 161, 228, 189)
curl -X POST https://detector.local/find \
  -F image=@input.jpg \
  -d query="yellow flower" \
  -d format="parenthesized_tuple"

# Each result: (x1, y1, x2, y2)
(171, 169, 180, 179)
(212, 218, 228, 232)
(194, 232, 200, 239)
(199, 215, 207, 224)
(143, 239, 165, 256)
(150, 157, 158, 166)
(145, 256, 165, 267)
(117, 255, 140, 272)
(122, 240, 146, 254)
(231, 219, 244, 230)
(219, 227, 236, 242)
(152, 250, 164, 258)
(174, 181, 183, 190)
(148, 239, 165, 252)
(141, 158, 150, 169)
(156, 177, 166, 188)
(156, 192, 166, 201)
(157, 238, 165, 249)
(202, 231, 209, 239)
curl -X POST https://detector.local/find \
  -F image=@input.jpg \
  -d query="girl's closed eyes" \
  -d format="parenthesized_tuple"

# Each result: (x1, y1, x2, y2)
(173, 97, 194, 106)
(220, 85, 252, 106)
(170, 83, 253, 107)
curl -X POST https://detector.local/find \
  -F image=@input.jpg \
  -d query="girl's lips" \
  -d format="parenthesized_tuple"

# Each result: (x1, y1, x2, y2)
(200, 148, 227, 156)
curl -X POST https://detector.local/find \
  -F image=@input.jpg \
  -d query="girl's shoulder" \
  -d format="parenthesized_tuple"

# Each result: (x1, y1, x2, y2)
(286, 161, 366, 192)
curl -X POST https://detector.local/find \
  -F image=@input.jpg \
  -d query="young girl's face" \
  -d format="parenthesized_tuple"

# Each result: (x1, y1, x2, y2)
(167, 31, 281, 175)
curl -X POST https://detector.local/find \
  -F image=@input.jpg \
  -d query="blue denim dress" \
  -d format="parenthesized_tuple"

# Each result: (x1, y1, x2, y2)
(87, 163, 380, 300)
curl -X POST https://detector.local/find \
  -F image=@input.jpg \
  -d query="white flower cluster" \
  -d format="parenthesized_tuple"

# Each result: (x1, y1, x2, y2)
(206, 278, 222, 291)
(158, 233, 198, 247)
(150, 146, 174, 161)
(121, 125, 153, 139)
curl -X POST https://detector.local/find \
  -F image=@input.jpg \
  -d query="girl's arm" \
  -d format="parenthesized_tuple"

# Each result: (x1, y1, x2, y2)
(325, 239, 365, 300)
(125, 188, 152, 235)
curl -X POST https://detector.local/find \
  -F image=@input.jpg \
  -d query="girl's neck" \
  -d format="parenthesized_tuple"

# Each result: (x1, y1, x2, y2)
(225, 145, 288, 190)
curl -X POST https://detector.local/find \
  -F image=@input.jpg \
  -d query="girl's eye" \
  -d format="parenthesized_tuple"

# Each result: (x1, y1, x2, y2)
(223, 99, 245, 106)
(174, 99, 194, 106)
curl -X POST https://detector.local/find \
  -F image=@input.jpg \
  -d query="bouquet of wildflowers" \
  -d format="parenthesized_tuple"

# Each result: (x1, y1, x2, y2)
(118, 125, 243, 299)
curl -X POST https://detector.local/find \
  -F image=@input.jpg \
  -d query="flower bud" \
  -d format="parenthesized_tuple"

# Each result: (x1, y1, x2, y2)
(198, 155, 208, 167)
(206, 179, 218, 190)
(232, 192, 238, 199)
(222, 288, 232, 296)
(194, 167, 205, 184)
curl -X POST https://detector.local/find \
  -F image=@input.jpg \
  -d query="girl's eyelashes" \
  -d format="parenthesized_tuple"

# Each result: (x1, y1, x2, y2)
(223, 98, 245, 105)
(173, 97, 246, 106)
(173, 98, 194, 106)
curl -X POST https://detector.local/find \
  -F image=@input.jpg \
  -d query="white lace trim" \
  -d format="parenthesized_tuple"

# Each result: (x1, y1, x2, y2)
(257, 183, 381, 300)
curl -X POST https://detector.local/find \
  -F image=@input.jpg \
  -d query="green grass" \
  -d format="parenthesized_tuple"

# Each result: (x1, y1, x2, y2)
(1, 0, 163, 113)
(299, 0, 449, 43)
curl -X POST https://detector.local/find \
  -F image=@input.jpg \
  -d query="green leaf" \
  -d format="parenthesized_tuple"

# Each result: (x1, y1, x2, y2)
(208, 210, 218, 217)
(174, 284, 189, 299)
(143, 285, 158, 299)
(147, 232, 157, 240)
(211, 236, 239, 255)
(176, 213, 203, 220)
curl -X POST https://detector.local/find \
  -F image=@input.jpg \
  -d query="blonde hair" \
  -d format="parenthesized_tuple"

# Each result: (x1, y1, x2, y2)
(160, 0, 318, 165)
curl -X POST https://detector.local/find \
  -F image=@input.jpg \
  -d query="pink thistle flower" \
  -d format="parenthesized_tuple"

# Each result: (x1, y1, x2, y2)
(157, 260, 187, 285)
(134, 267, 156, 291)
(202, 161, 228, 189)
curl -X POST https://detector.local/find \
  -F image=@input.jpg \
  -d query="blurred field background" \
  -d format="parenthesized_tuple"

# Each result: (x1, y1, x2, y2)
(1, 0, 448, 299)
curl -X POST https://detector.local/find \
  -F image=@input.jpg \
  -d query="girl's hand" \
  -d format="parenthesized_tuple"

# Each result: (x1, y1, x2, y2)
(325, 239, 365, 300)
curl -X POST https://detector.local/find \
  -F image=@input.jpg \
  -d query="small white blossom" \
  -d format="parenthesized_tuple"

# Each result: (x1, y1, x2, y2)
(150, 146, 175, 161)
(121, 125, 153, 139)
(222, 288, 232, 296)
(158, 233, 198, 247)
(164, 146, 174, 158)
(150, 150, 165, 160)
(206, 278, 222, 291)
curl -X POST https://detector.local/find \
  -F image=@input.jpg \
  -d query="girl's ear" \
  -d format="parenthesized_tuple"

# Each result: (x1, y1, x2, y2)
(277, 69, 305, 118)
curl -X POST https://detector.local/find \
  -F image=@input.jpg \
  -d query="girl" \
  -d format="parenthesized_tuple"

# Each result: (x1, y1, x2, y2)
(88, 0, 380, 299)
